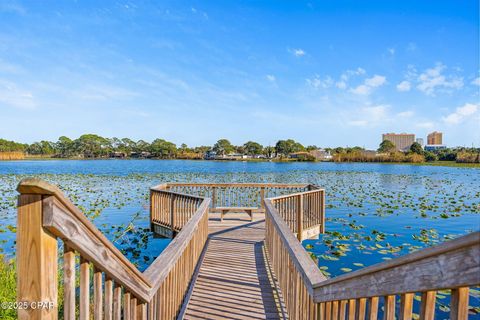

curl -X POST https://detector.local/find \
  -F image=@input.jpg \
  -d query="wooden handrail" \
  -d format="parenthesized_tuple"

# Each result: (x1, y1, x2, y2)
(144, 198, 210, 295)
(264, 190, 480, 320)
(18, 178, 150, 292)
(16, 178, 210, 319)
(264, 199, 327, 293)
(310, 231, 480, 302)
(165, 182, 311, 188)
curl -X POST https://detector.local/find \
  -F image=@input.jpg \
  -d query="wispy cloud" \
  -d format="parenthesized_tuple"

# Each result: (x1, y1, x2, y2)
(306, 75, 333, 89)
(471, 77, 480, 86)
(266, 74, 276, 82)
(350, 75, 386, 95)
(416, 63, 463, 96)
(289, 48, 306, 57)
(396, 80, 411, 92)
(348, 105, 389, 126)
(0, 79, 36, 109)
(442, 103, 479, 125)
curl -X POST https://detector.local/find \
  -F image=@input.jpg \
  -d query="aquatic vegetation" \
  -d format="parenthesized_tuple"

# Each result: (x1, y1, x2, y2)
(0, 162, 478, 316)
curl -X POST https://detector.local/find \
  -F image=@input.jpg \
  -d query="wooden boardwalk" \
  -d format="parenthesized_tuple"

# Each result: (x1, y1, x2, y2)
(182, 212, 288, 320)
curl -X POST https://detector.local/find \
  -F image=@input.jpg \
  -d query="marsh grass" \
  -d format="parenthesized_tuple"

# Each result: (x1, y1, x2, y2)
(0, 255, 16, 319)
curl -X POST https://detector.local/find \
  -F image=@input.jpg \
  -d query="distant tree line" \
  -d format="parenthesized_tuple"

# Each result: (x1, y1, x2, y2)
(0, 135, 312, 159)
(1, 135, 478, 163)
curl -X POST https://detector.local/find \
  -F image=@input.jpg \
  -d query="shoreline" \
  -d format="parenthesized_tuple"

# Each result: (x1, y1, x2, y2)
(0, 157, 478, 168)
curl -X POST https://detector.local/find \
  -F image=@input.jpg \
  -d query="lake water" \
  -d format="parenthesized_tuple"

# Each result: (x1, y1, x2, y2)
(1, 160, 479, 318)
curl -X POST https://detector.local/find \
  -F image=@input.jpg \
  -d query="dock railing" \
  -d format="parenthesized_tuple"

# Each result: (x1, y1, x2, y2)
(16, 178, 210, 320)
(164, 182, 314, 211)
(265, 192, 480, 320)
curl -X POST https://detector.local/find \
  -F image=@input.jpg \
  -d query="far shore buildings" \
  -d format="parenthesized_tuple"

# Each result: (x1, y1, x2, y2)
(425, 131, 446, 151)
(427, 131, 443, 145)
(382, 133, 415, 152)
(382, 131, 446, 152)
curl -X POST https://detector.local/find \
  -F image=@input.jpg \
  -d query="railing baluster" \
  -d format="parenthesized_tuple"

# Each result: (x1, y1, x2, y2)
(325, 301, 332, 320)
(420, 291, 436, 320)
(339, 300, 347, 320)
(94, 267, 103, 320)
(80, 257, 90, 320)
(124, 292, 131, 320)
(64, 244, 76, 320)
(450, 287, 469, 320)
(348, 299, 356, 320)
(331, 300, 339, 320)
(105, 276, 113, 320)
(368, 296, 379, 320)
(113, 283, 122, 320)
(383, 295, 395, 320)
(399, 293, 413, 320)
(357, 298, 367, 320)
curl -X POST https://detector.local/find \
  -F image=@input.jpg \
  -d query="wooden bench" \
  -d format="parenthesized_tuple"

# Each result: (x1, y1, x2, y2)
(217, 207, 256, 222)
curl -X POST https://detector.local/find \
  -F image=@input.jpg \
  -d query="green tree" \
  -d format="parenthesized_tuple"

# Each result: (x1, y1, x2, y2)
(0, 139, 26, 152)
(134, 140, 150, 153)
(150, 139, 177, 158)
(243, 141, 263, 156)
(378, 140, 396, 153)
(75, 134, 110, 158)
(263, 146, 275, 158)
(55, 136, 74, 157)
(410, 142, 423, 155)
(194, 146, 211, 154)
(275, 139, 304, 156)
(213, 139, 234, 156)
(424, 151, 437, 162)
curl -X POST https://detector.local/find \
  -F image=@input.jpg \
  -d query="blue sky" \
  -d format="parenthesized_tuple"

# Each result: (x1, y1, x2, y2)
(0, 1, 479, 148)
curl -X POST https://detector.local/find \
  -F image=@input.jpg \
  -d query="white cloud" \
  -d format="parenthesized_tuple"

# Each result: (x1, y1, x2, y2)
(350, 74, 386, 95)
(350, 84, 370, 95)
(365, 75, 386, 87)
(335, 81, 347, 89)
(443, 103, 479, 125)
(416, 63, 463, 96)
(291, 48, 305, 57)
(306, 75, 333, 89)
(471, 77, 480, 86)
(266, 74, 276, 82)
(348, 105, 389, 126)
(0, 79, 36, 109)
(396, 80, 411, 92)
(397, 110, 414, 117)
(388, 48, 395, 55)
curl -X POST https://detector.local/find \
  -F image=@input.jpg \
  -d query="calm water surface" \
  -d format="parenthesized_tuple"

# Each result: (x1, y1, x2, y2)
(1, 160, 479, 318)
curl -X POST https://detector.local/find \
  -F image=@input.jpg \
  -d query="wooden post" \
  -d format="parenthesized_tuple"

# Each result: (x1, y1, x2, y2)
(297, 194, 304, 241)
(170, 194, 176, 237)
(17, 194, 58, 320)
(260, 187, 265, 209)
(212, 187, 217, 209)
(320, 190, 326, 233)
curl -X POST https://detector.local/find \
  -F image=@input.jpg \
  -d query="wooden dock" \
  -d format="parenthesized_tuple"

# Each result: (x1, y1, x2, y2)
(182, 212, 287, 320)
(14, 179, 480, 320)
